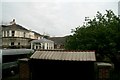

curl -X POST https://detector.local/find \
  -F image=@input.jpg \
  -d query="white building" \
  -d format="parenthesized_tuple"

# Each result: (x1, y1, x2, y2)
(118, 1, 120, 18)
(31, 38, 54, 50)
(2, 19, 42, 49)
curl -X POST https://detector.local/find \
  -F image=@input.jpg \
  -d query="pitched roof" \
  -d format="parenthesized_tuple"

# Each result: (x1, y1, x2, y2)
(2, 24, 42, 36)
(49, 37, 66, 45)
(2, 24, 29, 31)
(31, 38, 54, 43)
(31, 31, 42, 36)
(30, 50, 96, 61)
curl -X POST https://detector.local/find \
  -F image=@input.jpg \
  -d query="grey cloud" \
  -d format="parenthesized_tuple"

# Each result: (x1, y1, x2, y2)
(2, 1, 118, 36)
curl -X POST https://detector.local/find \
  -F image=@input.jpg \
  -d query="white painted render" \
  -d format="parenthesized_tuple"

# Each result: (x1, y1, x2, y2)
(31, 39, 54, 50)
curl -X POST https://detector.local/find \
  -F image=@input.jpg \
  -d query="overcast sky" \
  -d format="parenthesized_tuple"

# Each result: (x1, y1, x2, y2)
(1, 0, 120, 37)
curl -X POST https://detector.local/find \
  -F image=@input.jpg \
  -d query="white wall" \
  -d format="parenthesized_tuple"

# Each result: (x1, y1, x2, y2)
(44, 43, 47, 49)
(29, 32, 34, 39)
(3, 29, 41, 40)
(9, 30, 12, 37)
(31, 42, 54, 50)
(2, 31, 4, 37)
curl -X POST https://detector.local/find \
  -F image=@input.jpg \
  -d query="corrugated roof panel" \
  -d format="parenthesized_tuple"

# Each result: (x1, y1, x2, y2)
(45, 51, 51, 59)
(76, 52, 80, 60)
(78, 53, 81, 61)
(57, 52, 62, 60)
(41, 51, 49, 59)
(81, 52, 84, 61)
(86, 52, 91, 61)
(75, 52, 80, 61)
(39, 52, 44, 59)
(87, 52, 91, 61)
(72, 52, 76, 61)
(39, 51, 47, 59)
(70, 53, 73, 61)
(66, 52, 71, 60)
(52, 53, 58, 60)
(42, 51, 47, 59)
(91, 52, 96, 61)
(53, 53, 58, 60)
(61, 52, 67, 60)
(65, 52, 69, 60)
(43, 51, 49, 59)
(77, 52, 80, 61)
(47, 51, 54, 60)
(68, 53, 72, 60)
(79, 52, 84, 61)
(62, 52, 65, 60)
(78, 52, 82, 61)
(89, 52, 93, 61)
(90, 52, 94, 61)
(33, 51, 41, 59)
(52, 52, 57, 60)
(30, 51, 96, 61)
(33, 51, 40, 59)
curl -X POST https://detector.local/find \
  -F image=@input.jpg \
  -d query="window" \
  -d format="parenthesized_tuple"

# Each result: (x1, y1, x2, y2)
(18, 42, 20, 45)
(24, 32, 26, 37)
(12, 31, 15, 37)
(11, 42, 14, 46)
(36, 46, 38, 49)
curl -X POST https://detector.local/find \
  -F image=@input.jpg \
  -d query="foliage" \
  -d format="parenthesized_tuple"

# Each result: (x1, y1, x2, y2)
(65, 10, 120, 66)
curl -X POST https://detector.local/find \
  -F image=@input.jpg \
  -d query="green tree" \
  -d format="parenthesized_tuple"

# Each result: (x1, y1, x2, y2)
(65, 10, 120, 71)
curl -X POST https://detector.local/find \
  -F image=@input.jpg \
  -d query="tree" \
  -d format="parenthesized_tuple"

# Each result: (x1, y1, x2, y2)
(65, 10, 120, 71)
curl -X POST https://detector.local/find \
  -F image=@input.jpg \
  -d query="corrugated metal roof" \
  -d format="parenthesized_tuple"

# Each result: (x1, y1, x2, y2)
(30, 51, 96, 61)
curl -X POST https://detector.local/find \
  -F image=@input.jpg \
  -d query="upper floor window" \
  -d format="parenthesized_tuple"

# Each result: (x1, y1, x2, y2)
(24, 32, 26, 37)
(11, 42, 14, 46)
(12, 31, 15, 37)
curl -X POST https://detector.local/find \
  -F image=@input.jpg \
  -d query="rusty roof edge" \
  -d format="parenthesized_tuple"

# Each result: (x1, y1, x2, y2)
(36, 49, 95, 52)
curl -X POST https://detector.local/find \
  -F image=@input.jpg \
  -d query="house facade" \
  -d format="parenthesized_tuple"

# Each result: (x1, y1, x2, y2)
(31, 38, 54, 50)
(2, 19, 42, 49)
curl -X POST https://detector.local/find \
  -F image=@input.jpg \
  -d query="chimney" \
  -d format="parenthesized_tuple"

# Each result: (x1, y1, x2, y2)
(10, 19, 16, 25)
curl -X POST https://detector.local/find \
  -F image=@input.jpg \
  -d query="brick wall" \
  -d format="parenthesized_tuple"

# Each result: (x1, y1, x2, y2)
(19, 58, 30, 80)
